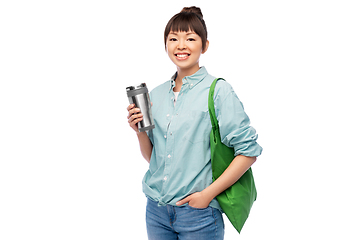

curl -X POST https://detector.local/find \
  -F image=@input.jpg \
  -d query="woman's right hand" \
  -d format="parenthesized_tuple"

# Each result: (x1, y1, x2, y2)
(127, 104, 143, 133)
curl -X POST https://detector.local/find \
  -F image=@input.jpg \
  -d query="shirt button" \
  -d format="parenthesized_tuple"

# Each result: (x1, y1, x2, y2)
(168, 154, 171, 158)
(166, 114, 170, 117)
(164, 135, 167, 138)
(164, 176, 168, 181)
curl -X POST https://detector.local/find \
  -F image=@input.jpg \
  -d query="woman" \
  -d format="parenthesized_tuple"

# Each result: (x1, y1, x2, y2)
(127, 6, 262, 240)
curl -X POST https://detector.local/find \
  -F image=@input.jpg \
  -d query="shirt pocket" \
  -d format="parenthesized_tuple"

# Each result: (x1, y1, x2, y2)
(182, 110, 211, 144)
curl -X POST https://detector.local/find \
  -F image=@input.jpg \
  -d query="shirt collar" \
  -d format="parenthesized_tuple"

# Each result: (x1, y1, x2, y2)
(169, 66, 208, 92)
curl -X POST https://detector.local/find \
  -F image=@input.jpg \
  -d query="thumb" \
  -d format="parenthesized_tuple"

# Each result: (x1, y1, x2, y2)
(176, 195, 191, 206)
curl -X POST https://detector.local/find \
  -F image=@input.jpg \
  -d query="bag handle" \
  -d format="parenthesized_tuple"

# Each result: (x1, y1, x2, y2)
(208, 78, 224, 131)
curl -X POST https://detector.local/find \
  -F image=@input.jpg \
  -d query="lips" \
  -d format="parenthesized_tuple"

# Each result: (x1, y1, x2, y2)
(175, 53, 190, 60)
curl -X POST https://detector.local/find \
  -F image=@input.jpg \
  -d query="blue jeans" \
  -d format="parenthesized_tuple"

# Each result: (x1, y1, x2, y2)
(146, 198, 224, 240)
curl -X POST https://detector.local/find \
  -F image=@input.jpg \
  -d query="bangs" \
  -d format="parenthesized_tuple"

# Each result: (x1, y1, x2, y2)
(164, 12, 207, 50)
(168, 13, 201, 34)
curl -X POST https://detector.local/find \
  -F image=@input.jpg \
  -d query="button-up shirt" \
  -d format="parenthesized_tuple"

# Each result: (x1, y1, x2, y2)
(142, 67, 262, 210)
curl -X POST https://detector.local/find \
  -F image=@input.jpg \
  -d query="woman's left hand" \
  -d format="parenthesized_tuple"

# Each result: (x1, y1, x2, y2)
(176, 192, 211, 209)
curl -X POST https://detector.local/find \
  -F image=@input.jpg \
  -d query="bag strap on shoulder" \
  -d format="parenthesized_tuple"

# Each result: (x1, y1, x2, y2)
(208, 78, 225, 131)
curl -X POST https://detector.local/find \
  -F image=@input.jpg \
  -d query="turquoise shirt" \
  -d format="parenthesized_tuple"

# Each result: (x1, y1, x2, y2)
(143, 67, 262, 210)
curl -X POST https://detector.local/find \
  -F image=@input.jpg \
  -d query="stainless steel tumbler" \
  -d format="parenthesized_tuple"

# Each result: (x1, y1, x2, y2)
(126, 83, 155, 132)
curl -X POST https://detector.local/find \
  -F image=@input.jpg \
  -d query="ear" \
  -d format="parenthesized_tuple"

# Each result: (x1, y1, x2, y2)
(202, 40, 209, 54)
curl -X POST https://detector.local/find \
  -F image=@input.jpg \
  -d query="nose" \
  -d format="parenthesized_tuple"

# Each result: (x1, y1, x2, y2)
(177, 40, 187, 50)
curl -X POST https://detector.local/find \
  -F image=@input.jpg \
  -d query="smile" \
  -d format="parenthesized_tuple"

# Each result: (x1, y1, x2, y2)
(175, 53, 190, 60)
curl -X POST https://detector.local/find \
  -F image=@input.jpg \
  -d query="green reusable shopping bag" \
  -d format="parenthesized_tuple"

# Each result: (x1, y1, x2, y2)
(208, 78, 257, 234)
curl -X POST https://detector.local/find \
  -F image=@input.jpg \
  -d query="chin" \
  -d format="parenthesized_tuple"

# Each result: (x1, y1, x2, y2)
(174, 61, 196, 69)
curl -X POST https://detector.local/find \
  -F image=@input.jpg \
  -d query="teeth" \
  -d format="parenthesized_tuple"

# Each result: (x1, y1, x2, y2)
(177, 54, 188, 58)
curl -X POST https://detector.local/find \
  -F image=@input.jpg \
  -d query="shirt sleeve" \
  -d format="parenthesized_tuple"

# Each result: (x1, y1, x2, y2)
(214, 80, 263, 157)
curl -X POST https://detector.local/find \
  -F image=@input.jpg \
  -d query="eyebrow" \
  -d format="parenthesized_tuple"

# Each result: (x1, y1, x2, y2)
(169, 31, 196, 35)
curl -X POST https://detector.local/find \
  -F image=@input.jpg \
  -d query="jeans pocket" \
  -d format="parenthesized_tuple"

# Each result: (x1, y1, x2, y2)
(186, 204, 210, 211)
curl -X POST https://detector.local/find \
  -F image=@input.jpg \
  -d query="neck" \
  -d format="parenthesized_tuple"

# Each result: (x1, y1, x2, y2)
(174, 65, 200, 91)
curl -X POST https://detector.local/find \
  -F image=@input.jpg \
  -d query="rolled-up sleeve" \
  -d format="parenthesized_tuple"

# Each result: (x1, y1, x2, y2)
(214, 81, 263, 157)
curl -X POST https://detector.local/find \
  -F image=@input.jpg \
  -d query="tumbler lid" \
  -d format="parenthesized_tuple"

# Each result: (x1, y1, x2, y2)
(126, 86, 135, 91)
(126, 83, 148, 97)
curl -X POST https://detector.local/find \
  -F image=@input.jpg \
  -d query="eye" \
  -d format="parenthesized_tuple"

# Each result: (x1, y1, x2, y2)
(169, 38, 177, 41)
(187, 38, 195, 41)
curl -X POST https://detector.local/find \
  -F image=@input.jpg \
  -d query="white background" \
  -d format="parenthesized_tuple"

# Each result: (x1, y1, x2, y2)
(1, 0, 359, 239)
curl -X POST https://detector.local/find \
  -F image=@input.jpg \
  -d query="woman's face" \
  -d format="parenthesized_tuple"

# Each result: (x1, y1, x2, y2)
(166, 30, 208, 72)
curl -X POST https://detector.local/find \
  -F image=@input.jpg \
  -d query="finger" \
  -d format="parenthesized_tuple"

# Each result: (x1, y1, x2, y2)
(128, 112, 143, 123)
(127, 108, 141, 119)
(129, 119, 142, 130)
(176, 196, 191, 206)
(133, 117, 143, 125)
(131, 116, 143, 124)
(129, 115, 142, 125)
(128, 113, 143, 123)
(126, 103, 135, 111)
(132, 108, 141, 114)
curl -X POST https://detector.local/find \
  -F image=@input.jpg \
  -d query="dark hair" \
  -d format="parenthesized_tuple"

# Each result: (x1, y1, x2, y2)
(164, 6, 208, 50)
